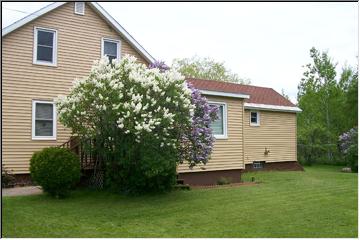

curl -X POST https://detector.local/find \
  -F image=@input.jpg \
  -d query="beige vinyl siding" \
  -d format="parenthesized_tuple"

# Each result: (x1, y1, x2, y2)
(243, 110, 297, 164)
(2, 2, 148, 174)
(177, 96, 245, 173)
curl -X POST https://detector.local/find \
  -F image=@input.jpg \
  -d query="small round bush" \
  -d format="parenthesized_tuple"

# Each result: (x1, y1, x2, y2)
(30, 147, 81, 197)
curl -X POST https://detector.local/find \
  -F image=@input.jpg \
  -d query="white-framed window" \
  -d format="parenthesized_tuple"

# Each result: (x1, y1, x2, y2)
(101, 38, 121, 62)
(33, 27, 57, 66)
(74, 2, 85, 15)
(32, 100, 57, 140)
(250, 111, 260, 126)
(209, 102, 228, 139)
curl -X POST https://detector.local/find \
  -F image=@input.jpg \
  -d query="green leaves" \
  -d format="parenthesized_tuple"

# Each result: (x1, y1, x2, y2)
(297, 48, 358, 165)
(30, 147, 80, 198)
(172, 56, 250, 84)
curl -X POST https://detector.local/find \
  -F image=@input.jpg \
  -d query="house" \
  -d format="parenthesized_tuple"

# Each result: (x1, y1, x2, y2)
(2, 2, 154, 183)
(2, 2, 302, 186)
(177, 78, 303, 185)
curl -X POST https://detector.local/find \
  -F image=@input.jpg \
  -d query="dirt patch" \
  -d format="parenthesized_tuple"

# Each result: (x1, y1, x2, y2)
(2, 186, 43, 197)
(178, 169, 242, 186)
(192, 181, 258, 189)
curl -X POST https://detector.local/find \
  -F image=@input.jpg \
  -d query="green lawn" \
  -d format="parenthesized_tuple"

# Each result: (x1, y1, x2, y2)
(2, 165, 358, 237)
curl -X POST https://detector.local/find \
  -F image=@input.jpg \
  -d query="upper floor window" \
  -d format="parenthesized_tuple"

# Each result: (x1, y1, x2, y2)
(101, 38, 121, 63)
(250, 111, 260, 126)
(74, 2, 85, 15)
(209, 102, 227, 139)
(33, 27, 57, 66)
(32, 100, 56, 140)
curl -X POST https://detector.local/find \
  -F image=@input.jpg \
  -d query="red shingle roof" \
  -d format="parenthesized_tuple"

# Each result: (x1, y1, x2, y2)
(186, 78, 296, 107)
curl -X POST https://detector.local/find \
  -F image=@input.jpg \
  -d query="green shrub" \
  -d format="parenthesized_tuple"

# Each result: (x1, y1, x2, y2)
(339, 128, 358, 172)
(217, 177, 231, 185)
(298, 143, 343, 166)
(345, 146, 358, 173)
(30, 147, 81, 198)
(2, 165, 16, 188)
(105, 139, 177, 194)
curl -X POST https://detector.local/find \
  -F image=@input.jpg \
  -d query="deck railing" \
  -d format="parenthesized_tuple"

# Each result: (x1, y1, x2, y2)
(59, 136, 96, 170)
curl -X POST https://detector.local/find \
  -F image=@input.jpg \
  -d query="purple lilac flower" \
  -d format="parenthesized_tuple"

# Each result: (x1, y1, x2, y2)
(180, 83, 218, 167)
(339, 127, 357, 154)
(148, 60, 170, 72)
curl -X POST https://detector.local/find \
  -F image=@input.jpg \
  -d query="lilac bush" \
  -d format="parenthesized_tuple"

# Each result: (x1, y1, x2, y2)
(150, 61, 218, 167)
(339, 128, 357, 153)
(57, 56, 195, 193)
(149, 61, 218, 168)
(179, 83, 218, 167)
(149, 60, 170, 72)
(339, 127, 358, 172)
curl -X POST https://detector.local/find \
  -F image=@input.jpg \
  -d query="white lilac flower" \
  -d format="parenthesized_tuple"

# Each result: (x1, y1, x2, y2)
(135, 125, 142, 131)
(134, 103, 142, 113)
(57, 55, 198, 160)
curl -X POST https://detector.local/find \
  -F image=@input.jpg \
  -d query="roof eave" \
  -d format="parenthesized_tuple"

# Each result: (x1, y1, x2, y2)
(244, 103, 302, 113)
(2, 2, 67, 37)
(200, 90, 250, 99)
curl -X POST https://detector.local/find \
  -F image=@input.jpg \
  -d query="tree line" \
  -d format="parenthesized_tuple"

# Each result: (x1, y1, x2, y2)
(297, 47, 358, 166)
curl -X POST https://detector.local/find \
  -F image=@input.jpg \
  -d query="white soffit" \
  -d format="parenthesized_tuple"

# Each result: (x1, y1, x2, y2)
(244, 103, 302, 113)
(200, 90, 250, 99)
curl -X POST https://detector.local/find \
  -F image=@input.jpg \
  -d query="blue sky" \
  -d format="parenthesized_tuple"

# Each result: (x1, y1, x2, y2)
(2, 2, 358, 103)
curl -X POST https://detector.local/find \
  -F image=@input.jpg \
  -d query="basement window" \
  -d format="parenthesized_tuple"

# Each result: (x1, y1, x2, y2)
(250, 111, 260, 126)
(101, 38, 121, 63)
(74, 2, 85, 15)
(32, 100, 56, 140)
(253, 161, 264, 169)
(33, 27, 57, 66)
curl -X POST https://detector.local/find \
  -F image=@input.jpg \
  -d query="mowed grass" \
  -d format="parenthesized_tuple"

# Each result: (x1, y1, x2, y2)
(2, 165, 357, 238)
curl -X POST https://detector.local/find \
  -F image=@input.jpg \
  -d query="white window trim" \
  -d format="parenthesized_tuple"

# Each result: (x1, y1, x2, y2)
(101, 37, 121, 61)
(209, 101, 228, 139)
(33, 27, 58, 67)
(250, 111, 260, 127)
(74, 2, 85, 15)
(32, 100, 57, 140)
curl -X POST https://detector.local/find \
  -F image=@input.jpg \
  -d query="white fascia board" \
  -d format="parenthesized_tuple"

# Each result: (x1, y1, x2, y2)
(2, 2, 67, 37)
(89, 2, 155, 64)
(244, 103, 302, 113)
(200, 90, 250, 99)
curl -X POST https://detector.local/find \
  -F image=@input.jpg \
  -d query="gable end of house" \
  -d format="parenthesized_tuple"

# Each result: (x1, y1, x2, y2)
(2, 2, 155, 64)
